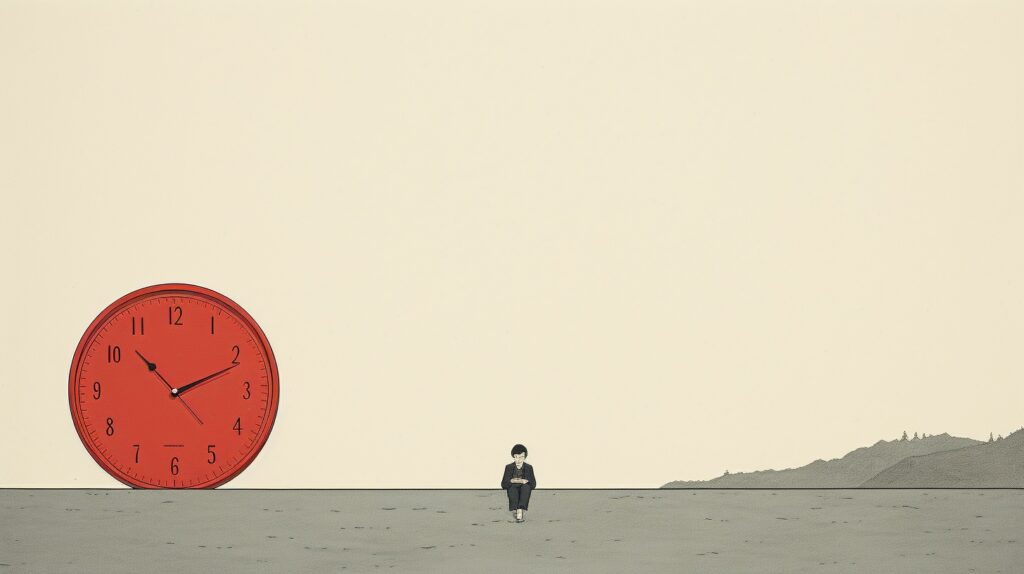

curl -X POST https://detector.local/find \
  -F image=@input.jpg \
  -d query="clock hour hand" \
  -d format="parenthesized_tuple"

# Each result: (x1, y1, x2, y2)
(173, 363, 239, 397)
(135, 349, 204, 425)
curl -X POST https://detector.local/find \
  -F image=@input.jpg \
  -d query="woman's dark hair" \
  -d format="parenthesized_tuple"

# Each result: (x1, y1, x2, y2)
(511, 444, 528, 457)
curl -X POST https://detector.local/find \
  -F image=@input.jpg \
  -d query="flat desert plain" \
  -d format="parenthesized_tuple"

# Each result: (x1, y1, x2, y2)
(2, 489, 1021, 573)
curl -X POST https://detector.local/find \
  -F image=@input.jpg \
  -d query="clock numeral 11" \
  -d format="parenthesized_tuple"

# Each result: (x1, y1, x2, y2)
(132, 316, 145, 335)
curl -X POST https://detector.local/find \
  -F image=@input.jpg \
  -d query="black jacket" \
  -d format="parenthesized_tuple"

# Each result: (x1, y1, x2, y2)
(501, 462, 537, 490)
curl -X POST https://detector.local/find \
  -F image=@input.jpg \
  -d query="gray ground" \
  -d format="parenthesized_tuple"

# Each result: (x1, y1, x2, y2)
(2, 489, 1021, 573)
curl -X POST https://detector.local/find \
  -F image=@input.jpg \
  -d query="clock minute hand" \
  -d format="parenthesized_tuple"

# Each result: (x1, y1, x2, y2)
(173, 364, 239, 397)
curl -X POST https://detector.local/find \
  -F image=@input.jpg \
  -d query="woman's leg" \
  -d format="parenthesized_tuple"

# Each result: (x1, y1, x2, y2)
(518, 484, 532, 511)
(506, 485, 520, 511)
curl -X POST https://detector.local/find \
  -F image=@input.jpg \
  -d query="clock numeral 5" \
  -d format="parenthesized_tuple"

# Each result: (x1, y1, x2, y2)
(169, 306, 183, 326)
(208, 445, 216, 464)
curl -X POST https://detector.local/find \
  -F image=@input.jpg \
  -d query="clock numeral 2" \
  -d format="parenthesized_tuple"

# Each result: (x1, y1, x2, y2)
(107, 345, 121, 363)
(231, 345, 240, 365)
(169, 306, 183, 326)
(132, 316, 145, 335)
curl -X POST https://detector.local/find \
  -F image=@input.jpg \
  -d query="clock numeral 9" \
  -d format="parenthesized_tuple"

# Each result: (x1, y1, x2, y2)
(242, 381, 250, 400)
(170, 457, 179, 476)
(169, 306, 183, 326)
(93, 381, 101, 400)
(208, 445, 216, 464)
(107, 345, 121, 363)
(233, 417, 242, 435)
(105, 417, 115, 436)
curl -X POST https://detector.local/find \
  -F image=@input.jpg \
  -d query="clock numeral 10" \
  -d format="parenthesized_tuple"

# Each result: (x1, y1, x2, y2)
(132, 316, 145, 335)
(170, 457, 179, 476)
(169, 306, 183, 326)
(107, 345, 121, 363)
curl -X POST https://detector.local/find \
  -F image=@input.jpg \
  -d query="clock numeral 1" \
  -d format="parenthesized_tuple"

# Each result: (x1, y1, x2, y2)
(106, 417, 115, 436)
(170, 457, 179, 476)
(208, 445, 216, 464)
(93, 381, 101, 400)
(132, 316, 145, 335)
(169, 306, 183, 326)
(233, 418, 242, 435)
(211, 316, 215, 334)
(133, 444, 140, 464)
(107, 345, 121, 363)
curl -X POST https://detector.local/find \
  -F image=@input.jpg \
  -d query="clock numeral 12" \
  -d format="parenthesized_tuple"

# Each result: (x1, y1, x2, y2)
(169, 306, 183, 326)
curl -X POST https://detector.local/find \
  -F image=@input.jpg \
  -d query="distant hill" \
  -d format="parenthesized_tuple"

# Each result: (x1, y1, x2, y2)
(661, 433, 982, 488)
(860, 428, 1024, 488)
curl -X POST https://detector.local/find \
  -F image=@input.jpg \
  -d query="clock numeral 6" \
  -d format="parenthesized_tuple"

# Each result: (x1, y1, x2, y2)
(233, 417, 242, 435)
(105, 417, 114, 436)
(242, 381, 251, 400)
(107, 345, 121, 363)
(208, 445, 216, 464)
(170, 457, 179, 476)
(169, 306, 183, 326)
(93, 381, 101, 400)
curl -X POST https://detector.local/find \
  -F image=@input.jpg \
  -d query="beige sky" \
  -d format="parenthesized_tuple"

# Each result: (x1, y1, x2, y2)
(1, 1, 1021, 488)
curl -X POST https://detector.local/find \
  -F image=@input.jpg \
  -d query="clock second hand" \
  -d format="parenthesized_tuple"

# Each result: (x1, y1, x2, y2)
(134, 350, 204, 425)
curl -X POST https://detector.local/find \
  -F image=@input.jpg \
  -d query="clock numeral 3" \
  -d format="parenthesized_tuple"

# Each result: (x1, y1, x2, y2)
(107, 345, 121, 363)
(169, 306, 183, 326)
(242, 381, 250, 400)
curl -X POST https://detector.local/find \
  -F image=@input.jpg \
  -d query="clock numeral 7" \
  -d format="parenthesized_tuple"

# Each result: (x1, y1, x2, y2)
(133, 444, 140, 464)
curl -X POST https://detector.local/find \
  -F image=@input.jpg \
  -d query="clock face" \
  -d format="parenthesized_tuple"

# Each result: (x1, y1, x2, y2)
(68, 284, 279, 488)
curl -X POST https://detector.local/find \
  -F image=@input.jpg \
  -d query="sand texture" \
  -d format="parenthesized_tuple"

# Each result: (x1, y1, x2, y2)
(2, 489, 1021, 573)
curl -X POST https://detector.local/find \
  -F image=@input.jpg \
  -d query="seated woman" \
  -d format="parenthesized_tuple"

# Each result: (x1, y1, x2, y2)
(500, 443, 537, 523)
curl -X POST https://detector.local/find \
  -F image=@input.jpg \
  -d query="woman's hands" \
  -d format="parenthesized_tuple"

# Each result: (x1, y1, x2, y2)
(511, 478, 529, 484)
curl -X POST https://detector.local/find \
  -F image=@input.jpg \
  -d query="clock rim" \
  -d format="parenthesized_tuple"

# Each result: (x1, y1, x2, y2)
(68, 283, 280, 489)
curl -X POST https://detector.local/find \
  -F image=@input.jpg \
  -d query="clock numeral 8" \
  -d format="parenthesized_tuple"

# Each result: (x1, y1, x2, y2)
(170, 457, 179, 476)
(105, 417, 114, 436)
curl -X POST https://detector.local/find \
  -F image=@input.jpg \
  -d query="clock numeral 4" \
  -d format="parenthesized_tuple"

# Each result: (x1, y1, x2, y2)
(233, 417, 242, 435)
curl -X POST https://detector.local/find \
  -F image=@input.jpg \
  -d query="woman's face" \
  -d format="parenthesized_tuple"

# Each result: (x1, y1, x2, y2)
(513, 452, 526, 465)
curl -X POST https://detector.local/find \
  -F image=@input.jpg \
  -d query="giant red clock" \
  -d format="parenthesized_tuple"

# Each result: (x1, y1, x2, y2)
(68, 284, 279, 488)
